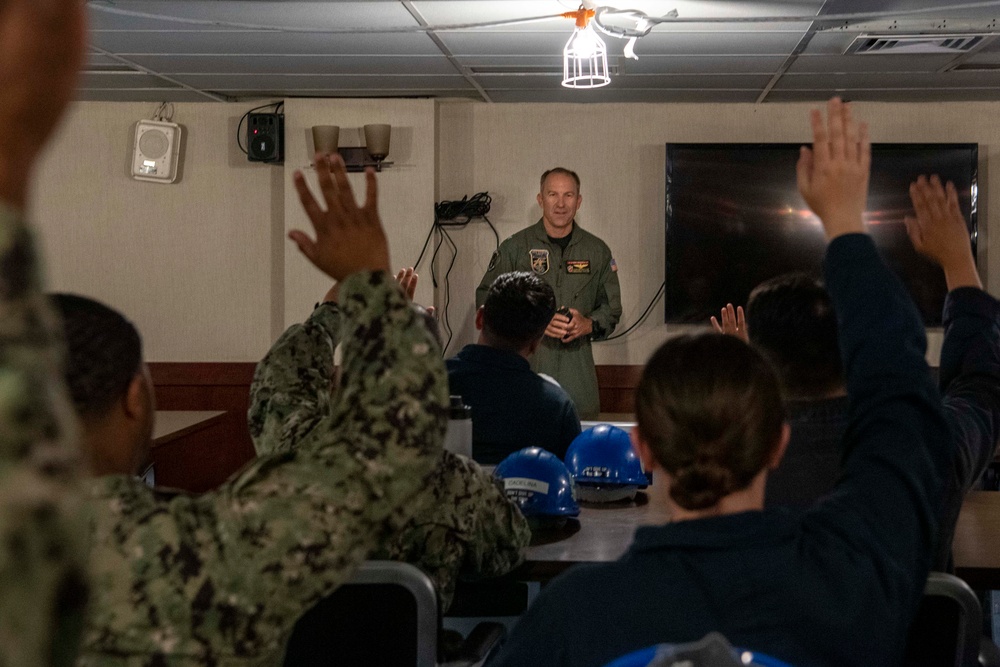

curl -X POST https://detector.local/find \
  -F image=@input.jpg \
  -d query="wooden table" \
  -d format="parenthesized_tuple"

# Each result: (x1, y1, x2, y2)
(521, 488, 667, 580)
(953, 491, 1000, 589)
(153, 411, 227, 447)
(150, 410, 234, 492)
(520, 487, 1000, 588)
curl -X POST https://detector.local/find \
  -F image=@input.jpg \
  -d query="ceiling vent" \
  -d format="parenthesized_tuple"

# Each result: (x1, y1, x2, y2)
(847, 34, 989, 55)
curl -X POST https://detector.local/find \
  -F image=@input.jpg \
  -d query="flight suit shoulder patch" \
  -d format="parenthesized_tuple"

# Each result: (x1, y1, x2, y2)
(530, 249, 550, 275)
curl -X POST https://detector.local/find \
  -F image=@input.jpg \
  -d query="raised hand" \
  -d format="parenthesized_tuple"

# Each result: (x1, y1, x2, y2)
(395, 267, 418, 300)
(0, 0, 87, 209)
(710, 303, 748, 342)
(290, 154, 390, 281)
(394, 266, 435, 316)
(796, 98, 871, 240)
(906, 175, 981, 291)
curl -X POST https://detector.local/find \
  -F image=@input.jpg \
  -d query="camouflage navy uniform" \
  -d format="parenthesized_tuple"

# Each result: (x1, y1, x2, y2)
(0, 203, 88, 666)
(79, 271, 449, 666)
(249, 299, 530, 611)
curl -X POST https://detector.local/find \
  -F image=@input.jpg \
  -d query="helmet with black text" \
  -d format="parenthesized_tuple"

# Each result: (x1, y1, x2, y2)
(566, 424, 648, 503)
(493, 447, 579, 527)
(601, 632, 795, 667)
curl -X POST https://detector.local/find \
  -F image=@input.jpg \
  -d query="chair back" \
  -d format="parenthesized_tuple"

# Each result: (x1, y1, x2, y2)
(903, 572, 982, 667)
(283, 560, 439, 667)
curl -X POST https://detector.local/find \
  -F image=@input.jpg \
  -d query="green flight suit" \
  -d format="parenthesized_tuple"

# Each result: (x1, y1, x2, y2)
(476, 220, 622, 420)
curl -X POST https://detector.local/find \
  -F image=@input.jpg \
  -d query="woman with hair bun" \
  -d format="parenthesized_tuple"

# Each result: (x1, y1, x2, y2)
(489, 99, 964, 667)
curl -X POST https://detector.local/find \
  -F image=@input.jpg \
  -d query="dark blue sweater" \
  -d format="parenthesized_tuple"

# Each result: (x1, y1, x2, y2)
(447, 344, 581, 464)
(489, 235, 951, 667)
(763, 287, 1000, 572)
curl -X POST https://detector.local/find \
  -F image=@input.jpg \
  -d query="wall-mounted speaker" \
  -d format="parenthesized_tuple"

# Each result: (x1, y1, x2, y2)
(247, 113, 284, 163)
(131, 120, 181, 184)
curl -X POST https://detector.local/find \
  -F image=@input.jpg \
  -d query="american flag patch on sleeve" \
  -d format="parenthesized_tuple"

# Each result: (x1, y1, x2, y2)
(610, 258, 618, 272)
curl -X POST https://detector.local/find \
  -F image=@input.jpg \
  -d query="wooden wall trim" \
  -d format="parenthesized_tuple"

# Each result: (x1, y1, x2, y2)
(149, 362, 257, 386)
(597, 365, 643, 415)
(596, 365, 644, 388)
(148, 362, 257, 492)
(147, 362, 647, 491)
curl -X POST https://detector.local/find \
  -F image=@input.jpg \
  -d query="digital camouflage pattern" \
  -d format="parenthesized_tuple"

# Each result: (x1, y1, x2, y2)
(0, 204, 88, 667)
(248, 297, 530, 611)
(79, 271, 449, 666)
(370, 450, 529, 610)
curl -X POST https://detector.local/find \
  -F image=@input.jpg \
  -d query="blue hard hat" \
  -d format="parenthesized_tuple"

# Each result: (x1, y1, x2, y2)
(602, 634, 796, 667)
(493, 447, 579, 518)
(566, 424, 648, 489)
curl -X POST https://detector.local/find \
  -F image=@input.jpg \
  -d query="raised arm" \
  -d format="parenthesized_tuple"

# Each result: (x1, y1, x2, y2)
(87, 156, 451, 659)
(0, 2, 90, 665)
(906, 176, 1000, 568)
(798, 100, 949, 653)
(240, 154, 447, 628)
(248, 300, 342, 455)
(250, 264, 440, 456)
(374, 451, 530, 611)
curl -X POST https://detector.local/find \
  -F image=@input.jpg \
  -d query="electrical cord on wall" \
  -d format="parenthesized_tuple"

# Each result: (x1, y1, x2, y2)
(150, 102, 175, 122)
(413, 193, 498, 354)
(236, 101, 284, 155)
(602, 282, 665, 341)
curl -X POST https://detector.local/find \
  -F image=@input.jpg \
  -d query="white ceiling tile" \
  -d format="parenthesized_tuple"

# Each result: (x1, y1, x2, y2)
(77, 0, 1000, 103)
(789, 54, 960, 73)
(76, 89, 215, 103)
(439, 30, 805, 56)
(487, 88, 763, 103)
(766, 88, 1000, 102)
(126, 54, 458, 75)
(774, 70, 1000, 90)
(477, 73, 773, 89)
(90, 1, 418, 31)
(173, 74, 473, 91)
(80, 72, 183, 89)
(91, 31, 442, 56)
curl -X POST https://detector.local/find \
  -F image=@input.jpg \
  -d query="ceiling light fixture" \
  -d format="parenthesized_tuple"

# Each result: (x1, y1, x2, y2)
(561, 6, 611, 89)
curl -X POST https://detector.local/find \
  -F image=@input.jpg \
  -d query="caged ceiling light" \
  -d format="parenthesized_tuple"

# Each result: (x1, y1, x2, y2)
(561, 6, 611, 89)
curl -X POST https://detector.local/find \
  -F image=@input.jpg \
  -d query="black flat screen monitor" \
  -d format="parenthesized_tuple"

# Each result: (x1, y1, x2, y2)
(664, 143, 979, 326)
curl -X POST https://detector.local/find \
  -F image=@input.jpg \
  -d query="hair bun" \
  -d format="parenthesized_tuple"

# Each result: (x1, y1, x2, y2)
(669, 460, 736, 510)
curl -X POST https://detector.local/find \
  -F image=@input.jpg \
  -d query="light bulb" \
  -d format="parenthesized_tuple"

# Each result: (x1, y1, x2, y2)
(571, 25, 600, 58)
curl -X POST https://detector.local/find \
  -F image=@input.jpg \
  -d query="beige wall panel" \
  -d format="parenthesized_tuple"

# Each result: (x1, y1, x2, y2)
(28, 99, 996, 366)
(439, 101, 999, 366)
(30, 102, 277, 362)
(282, 99, 437, 327)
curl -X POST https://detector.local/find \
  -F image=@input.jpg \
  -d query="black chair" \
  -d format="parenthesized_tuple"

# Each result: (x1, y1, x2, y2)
(903, 572, 1000, 667)
(283, 561, 504, 667)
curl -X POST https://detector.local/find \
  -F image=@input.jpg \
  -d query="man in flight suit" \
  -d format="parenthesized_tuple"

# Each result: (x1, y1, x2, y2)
(476, 168, 622, 420)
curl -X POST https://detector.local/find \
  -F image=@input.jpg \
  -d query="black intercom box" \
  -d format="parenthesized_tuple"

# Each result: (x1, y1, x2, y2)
(247, 112, 284, 163)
